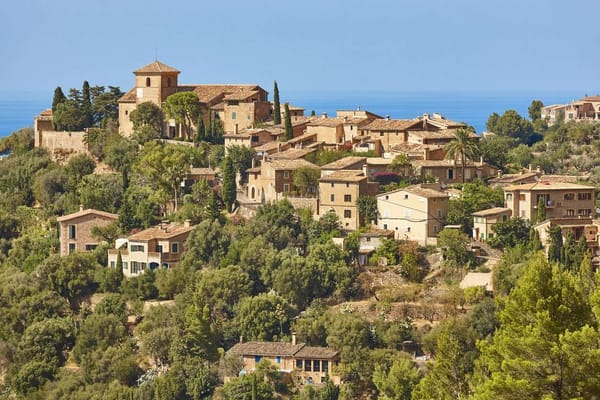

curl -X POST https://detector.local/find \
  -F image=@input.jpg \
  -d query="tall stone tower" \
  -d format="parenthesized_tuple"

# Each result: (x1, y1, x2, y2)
(118, 61, 180, 136)
(132, 61, 180, 106)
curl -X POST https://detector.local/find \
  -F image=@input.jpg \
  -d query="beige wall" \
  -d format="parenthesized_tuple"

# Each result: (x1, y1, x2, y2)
(506, 188, 595, 221)
(36, 130, 88, 160)
(473, 211, 511, 241)
(224, 101, 271, 133)
(306, 125, 344, 145)
(318, 180, 365, 230)
(59, 214, 116, 256)
(378, 190, 448, 245)
(118, 102, 136, 137)
(107, 232, 190, 278)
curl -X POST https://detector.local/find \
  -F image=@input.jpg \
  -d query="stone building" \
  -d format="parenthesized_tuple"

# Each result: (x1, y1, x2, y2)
(56, 208, 118, 256)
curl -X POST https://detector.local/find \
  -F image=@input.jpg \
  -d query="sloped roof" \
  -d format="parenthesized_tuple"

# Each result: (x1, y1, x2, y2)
(128, 223, 193, 241)
(119, 87, 137, 103)
(134, 61, 180, 74)
(228, 341, 338, 359)
(460, 272, 493, 291)
(377, 183, 448, 199)
(321, 156, 366, 170)
(307, 117, 346, 128)
(319, 170, 366, 183)
(361, 118, 421, 131)
(265, 159, 319, 170)
(472, 207, 511, 217)
(504, 181, 596, 192)
(57, 208, 119, 222)
(268, 148, 316, 160)
(228, 342, 305, 357)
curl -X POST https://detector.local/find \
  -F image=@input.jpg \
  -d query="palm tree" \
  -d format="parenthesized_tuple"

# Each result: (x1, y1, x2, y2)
(444, 127, 480, 183)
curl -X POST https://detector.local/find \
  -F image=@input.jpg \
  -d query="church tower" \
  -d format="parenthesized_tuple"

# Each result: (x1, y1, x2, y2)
(132, 60, 180, 106)
(118, 61, 180, 137)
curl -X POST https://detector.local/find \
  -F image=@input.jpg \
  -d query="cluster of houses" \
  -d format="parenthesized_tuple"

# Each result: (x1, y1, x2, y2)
(542, 96, 600, 126)
(46, 61, 600, 386)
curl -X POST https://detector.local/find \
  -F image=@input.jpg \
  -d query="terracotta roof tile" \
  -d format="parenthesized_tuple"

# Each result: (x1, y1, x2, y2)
(128, 223, 193, 241)
(134, 61, 180, 74)
(119, 87, 137, 103)
(472, 207, 511, 217)
(361, 118, 421, 131)
(228, 342, 305, 357)
(319, 170, 366, 183)
(294, 346, 338, 359)
(264, 159, 319, 170)
(504, 181, 596, 191)
(57, 208, 119, 222)
(321, 156, 366, 170)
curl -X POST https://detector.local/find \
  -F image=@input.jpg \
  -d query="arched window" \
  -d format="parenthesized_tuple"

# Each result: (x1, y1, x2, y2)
(146, 77, 151, 87)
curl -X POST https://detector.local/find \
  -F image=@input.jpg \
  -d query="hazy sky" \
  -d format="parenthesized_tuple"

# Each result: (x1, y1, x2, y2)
(1, 0, 599, 95)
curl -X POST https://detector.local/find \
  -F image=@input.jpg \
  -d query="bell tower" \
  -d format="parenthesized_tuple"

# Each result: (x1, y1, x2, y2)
(132, 61, 180, 106)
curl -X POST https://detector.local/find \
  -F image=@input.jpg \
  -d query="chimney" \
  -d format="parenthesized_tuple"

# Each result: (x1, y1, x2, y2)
(386, 115, 390, 121)
(292, 332, 296, 346)
(184, 219, 191, 228)
(322, 112, 328, 118)
(252, 158, 256, 168)
(79, 204, 84, 212)
(239, 335, 244, 343)
(536, 165, 541, 173)
(423, 113, 430, 119)
(235, 124, 238, 134)
(528, 164, 532, 172)
(497, 170, 502, 178)
(357, 105, 361, 111)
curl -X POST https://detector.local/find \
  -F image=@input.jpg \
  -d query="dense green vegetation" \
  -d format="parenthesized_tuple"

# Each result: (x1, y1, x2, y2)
(2, 96, 600, 399)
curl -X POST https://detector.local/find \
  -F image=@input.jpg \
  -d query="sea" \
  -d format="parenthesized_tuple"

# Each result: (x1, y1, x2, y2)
(0, 90, 584, 139)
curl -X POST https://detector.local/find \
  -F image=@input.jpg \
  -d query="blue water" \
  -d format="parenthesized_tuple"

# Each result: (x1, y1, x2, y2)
(0, 90, 584, 138)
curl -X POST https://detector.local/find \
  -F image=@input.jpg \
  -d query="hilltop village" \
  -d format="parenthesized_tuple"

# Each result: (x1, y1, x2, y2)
(1, 61, 600, 398)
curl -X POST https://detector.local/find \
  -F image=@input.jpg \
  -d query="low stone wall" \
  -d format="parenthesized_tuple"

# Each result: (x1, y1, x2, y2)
(36, 130, 88, 162)
(285, 196, 319, 213)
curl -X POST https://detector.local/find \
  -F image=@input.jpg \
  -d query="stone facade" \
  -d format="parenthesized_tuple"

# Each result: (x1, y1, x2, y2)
(56, 209, 119, 256)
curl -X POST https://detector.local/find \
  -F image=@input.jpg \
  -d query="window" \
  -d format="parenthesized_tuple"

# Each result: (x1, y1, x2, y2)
(346, 183, 350, 188)
(519, 194, 526, 201)
(156, 244, 163, 253)
(131, 261, 139, 274)
(255, 356, 261, 363)
(344, 210, 351, 218)
(231, 112, 237, 120)
(380, 132, 384, 136)
(68, 243, 76, 254)
(304, 360, 312, 372)
(564, 193, 575, 201)
(251, 136, 259, 143)
(578, 209, 592, 217)
(404, 194, 408, 200)
(313, 360, 320, 372)
(284, 171, 290, 179)
(506, 193, 513, 201)
(344, 194, 352, 202)
(171, 243, 179, 253)
(110, 260, 115, 268)
(283, 183, 290, 193)
(69, 225, 76, 239)
(296, 359, 303, 369)
(437, 209, 442, 217)
(567, 209, 575, 217)
(407, 227, 411, 232)
(146, 77, 151, 87)
(322, 360, 328, 373)
(85, 244, 97, 251)
(330, 194, 335, 202)
(433, 225, 438, 233)
(502, 215, 507, 222)
(123, 262, 128, 270)
(130, 244, 145, 252)
(448, 169, 454, 179)
(578, 192, 592, 201)
(383, 224, 388, 230)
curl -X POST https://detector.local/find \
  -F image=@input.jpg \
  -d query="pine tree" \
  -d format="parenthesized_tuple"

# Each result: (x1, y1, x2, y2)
(284, 103, 293, 141)
(273, 81, 281, 125)
(81, 80, 93, 128)
(222, 156, 236, 213)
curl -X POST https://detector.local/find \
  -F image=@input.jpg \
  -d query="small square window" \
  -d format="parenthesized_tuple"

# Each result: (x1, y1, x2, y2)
(68, 243, 76, 254)
(171, 243, 179, 253)
(344, 210, 352, 218)
(284, 183, 290, 193)
(344, 194, 352, 202)
(284, 171, 290, 179)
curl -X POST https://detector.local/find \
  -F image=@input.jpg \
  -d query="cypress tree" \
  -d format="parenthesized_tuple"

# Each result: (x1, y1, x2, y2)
(310, 110, 316, 116)
(196, 114, 206, 143)
(222, 156, 236, 212)
(81, 80, 93, 128)
(116, 251, 124, 282)
(535, 196, 547, 223)
(273, 80, 281, 125)
(284, 103, 293, 141)
(52, 86, 66, 113)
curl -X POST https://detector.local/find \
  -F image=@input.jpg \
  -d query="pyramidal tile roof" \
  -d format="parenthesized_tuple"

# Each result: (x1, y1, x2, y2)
(134, 61, 180, 74)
